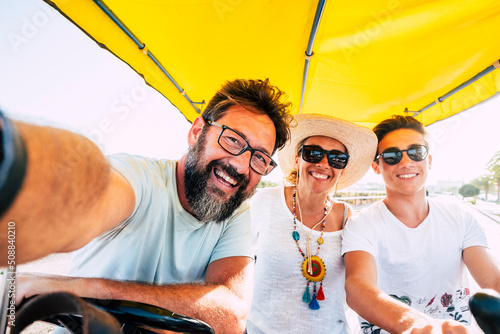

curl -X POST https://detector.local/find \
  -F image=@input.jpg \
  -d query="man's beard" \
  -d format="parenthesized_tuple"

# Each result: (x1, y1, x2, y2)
(184, 133, 255, 223)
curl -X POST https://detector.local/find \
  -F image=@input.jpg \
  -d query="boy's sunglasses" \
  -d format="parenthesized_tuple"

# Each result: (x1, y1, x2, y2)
(375, 145, 428, 165)
(299, 145, 349, 169)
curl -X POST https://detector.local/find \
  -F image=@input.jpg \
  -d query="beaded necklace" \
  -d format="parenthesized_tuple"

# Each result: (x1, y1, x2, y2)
(292, 187, 330, 310)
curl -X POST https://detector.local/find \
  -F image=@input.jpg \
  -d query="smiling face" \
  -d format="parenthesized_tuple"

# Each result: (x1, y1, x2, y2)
(184, 105, 276, 222)
(295, 136, 345, 195)
(372, 128, 432, 198)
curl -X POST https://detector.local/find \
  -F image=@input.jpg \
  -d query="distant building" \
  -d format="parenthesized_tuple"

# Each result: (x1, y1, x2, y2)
(428, 179, 463, 195)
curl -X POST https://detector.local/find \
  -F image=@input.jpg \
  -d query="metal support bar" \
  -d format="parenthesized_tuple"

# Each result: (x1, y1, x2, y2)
(412, 59, 500, 118)
(93, 0, 202, 114)
(299, 0, 327, 114)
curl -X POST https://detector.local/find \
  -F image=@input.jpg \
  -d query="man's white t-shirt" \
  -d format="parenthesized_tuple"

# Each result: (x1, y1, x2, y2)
(342, 198, 488, 333)
(67, 153, 254, 283)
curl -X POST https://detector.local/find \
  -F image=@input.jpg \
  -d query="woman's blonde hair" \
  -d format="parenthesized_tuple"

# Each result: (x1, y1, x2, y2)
(283, 137, 308, 186)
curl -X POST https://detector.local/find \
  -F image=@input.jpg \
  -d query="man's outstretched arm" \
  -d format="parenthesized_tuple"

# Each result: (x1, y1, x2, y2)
(19, 256, 254, 334)
(0, 119, 135, 265)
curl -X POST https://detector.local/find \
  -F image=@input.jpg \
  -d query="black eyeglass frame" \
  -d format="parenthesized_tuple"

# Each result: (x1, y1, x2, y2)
(375, 144, 429, 165)
(204, 119, 277, 176)
(298, 145, 350, 170)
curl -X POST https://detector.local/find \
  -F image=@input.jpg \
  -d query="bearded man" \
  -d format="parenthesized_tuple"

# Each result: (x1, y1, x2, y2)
(2, 78, 293, 334)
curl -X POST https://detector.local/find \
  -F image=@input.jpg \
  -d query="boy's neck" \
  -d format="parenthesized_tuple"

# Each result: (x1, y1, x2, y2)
(383, 188, 429, 228)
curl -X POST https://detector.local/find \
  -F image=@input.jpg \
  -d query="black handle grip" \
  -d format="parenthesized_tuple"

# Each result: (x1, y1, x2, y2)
(469, 289, 500, 334)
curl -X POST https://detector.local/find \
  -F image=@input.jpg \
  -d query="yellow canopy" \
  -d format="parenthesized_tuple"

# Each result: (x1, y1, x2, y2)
(44, 0, 500, 127)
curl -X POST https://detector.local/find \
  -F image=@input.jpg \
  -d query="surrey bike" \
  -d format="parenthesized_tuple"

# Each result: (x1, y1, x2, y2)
(1, 279, 499, 334)
(0, 272, 214, 334)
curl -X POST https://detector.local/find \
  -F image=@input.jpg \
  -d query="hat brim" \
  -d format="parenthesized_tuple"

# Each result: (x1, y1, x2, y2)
(278, 114, 377, 190)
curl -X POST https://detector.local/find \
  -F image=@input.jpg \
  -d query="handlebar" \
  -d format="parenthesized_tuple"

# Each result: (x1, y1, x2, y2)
(81, 298, 215, 333)
(11, 292, 214, 334)
(469, 289, 500, 334)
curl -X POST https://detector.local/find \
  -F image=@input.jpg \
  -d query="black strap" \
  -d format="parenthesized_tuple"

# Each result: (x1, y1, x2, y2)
(11, 292, 122, 334)
(0, 110, 27, 217)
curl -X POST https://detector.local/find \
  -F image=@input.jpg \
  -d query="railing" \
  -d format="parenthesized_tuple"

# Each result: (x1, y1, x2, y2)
(338, 195, 385, 206)
(337, 190, 385, 208)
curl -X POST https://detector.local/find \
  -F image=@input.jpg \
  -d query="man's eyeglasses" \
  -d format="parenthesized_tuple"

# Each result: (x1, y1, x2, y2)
(375, 145, 428, 165)
(204, 119, 277, 176)
(299, 145, 349, 169)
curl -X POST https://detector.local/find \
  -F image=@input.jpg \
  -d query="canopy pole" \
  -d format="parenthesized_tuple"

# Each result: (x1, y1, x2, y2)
(412, 59, 500, 118)
(93, 0, 203, 114)
(299, 0, 327, 114)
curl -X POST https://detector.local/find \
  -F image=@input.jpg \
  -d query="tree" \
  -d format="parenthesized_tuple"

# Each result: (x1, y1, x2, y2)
(490, 165, 500, 204)
(257, 180, 279, 188)
(487, 151, 500, 204)
(471, 175, 492, 200)
(487, 151, 500, 168)
(458, 184, 480, 199)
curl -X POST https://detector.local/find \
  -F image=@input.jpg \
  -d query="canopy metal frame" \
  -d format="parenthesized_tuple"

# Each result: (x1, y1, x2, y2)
(92, 0, 499, 121)
(94, 0, 204, 114)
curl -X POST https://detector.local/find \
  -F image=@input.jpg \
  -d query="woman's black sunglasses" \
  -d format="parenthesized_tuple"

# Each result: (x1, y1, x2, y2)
(299, 145, 349, 169)
(375, 145, 428, 165)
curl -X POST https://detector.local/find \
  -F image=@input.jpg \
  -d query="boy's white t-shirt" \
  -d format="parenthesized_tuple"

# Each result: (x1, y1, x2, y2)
(342, 199, 488, 333)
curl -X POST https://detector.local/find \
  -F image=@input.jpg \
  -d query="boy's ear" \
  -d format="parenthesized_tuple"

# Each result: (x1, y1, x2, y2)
(188, 117, 205, 146)
(372, 161, 381, 175)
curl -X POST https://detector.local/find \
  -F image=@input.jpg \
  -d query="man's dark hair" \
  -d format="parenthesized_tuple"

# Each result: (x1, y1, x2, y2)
(201, 78, 293, 154)
(372, 115, 429, 159)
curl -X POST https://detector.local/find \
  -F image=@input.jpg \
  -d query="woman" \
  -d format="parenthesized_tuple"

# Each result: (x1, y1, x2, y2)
(247, 114, 377, 333)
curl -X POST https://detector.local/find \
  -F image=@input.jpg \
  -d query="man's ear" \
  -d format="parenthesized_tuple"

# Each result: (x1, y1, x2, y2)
(372, 161, 381, 175)
(188, 117, 206, 146)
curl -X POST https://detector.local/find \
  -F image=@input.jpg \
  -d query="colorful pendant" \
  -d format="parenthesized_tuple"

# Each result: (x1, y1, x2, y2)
(301, 256, 326, 282)
(292, 187, 330, 310)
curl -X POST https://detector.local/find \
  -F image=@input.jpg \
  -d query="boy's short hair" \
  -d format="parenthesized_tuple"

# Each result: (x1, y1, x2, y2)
(372, 115, 429, 159)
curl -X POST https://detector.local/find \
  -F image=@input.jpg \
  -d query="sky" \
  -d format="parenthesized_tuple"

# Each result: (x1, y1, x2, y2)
(1, 0, 500, 188)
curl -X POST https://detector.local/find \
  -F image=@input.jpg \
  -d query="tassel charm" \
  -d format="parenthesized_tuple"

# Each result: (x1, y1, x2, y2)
(309, 294, 320, 310)
(317, 284, 325, 300)
(302, 285, 311, 303)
